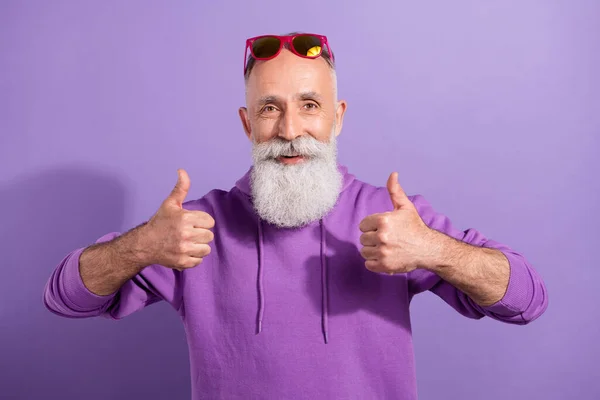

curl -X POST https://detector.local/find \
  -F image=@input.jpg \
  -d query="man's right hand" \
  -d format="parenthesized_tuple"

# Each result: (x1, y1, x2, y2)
(143, 169, 215, 270)
(78, 168, 214, 296)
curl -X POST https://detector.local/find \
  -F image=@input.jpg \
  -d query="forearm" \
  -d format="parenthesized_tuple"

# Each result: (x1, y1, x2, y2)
(425, 229, 510, 307)
(79, 223, 152, 296)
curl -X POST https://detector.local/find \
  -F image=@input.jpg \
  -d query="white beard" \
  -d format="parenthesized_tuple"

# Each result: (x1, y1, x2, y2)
(250, 130, 342, 228)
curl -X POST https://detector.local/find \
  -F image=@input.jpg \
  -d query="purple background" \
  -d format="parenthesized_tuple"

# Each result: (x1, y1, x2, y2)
(1, 1, 598, 399)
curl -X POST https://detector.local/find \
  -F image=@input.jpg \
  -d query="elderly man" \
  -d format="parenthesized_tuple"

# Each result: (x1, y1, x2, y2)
(44, 32, 548, 400)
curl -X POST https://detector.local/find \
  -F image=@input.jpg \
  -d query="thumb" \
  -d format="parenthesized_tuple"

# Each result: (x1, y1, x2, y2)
(387, 172, 411, 211)
(166, 169, 190, 207)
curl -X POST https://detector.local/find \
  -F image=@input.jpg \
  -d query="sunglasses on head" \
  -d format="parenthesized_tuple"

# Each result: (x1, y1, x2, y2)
(243, 33, 334, 75)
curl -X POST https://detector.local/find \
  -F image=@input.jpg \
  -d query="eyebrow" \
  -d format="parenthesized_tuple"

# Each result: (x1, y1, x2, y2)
(256, 91, 323, 106)
(297, 91, 322, 102)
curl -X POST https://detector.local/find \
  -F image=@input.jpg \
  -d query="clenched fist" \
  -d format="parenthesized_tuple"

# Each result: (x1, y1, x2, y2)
(359, 172, 439, 275)
(143, 169, 215, 271)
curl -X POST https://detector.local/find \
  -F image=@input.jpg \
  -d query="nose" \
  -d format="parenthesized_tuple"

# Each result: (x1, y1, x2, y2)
(277, 109, 303, 141)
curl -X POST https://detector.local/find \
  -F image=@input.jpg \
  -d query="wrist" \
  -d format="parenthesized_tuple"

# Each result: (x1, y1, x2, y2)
(117, 223, 154, 272)
(419, 228, 465, 273)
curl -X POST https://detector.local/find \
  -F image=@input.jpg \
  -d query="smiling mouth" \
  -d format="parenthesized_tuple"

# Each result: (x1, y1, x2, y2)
(276, 155, 306, 164)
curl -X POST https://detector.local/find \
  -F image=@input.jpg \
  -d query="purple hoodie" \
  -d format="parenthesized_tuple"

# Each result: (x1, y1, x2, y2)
(44, 164, 548, 400)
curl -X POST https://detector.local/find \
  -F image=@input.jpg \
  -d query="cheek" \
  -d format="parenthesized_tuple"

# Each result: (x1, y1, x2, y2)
(306, 114, 334, 140)
(251, 118, 278, 142)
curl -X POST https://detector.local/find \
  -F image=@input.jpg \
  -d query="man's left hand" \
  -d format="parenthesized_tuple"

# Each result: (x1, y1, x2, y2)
(359, 172, 440, 275)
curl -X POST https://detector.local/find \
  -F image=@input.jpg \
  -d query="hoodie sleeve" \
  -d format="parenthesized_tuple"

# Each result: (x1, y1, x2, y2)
(406, 194, 548, 325)
(43, 231, 182, 320)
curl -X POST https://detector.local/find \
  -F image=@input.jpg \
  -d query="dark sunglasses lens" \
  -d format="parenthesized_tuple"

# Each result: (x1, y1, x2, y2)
(292, 35, 323, 57)
(252, 36, 282, 58)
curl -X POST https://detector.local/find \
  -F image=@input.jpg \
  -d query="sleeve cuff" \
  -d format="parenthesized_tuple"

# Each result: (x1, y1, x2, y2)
(61, 248, 116, 311)
(482, 250, 534, 317)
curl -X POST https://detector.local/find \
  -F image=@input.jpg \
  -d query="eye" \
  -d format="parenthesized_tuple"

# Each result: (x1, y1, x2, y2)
(303, 102, 318, 110)
(262, 105, 278, 113)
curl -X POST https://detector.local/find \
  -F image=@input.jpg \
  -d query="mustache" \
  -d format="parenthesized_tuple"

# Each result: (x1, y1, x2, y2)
(252, 135, 331, 161)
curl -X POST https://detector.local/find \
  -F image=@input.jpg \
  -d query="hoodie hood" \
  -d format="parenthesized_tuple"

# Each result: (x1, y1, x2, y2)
(233, 163, 356, 343)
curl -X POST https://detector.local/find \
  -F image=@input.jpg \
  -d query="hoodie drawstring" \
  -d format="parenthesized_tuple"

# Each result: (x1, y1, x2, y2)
(255, 218, 329, 344)
(256, 220, 265, 334)
(320, 219, 329, 344)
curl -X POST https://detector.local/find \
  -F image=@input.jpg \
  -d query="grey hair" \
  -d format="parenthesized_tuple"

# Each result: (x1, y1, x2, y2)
(244, 31, 338, 100)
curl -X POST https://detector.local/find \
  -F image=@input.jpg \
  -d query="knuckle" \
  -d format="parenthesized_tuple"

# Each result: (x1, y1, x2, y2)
(182, 212, 194, 225)
(203, 229, 215, 243)
(359, 234, 367, 246)
(187, 258, 201, 269)
(176, 255, 188, 267)
(175, 220, 187, 234)
(179, 229, 192, 241)
(206, 215, 216, 228)
(196, 212, 215, 228)
(177, 242, 188, 254)
(359, 247, 367, 258)
(359, 219, 368, 232)
(379, 245, 390, 257)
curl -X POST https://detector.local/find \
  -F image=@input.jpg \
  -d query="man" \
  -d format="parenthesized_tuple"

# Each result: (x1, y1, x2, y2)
(44, 32, 548, 400)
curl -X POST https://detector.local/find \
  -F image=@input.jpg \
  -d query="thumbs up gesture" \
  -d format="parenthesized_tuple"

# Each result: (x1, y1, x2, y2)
(144, 169, 215, 270)
(359, 172, 437, 275)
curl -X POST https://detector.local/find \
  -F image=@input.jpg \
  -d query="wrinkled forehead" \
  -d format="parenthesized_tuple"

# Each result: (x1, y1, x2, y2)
(245, 50, 335, 103)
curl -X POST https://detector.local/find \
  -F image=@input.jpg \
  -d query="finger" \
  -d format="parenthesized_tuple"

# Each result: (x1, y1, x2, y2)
(359, 245, 379, 260)
(365, 261, 396, 275)
(186, 243, 212, 259)
(187, 228, 214, 244)
(175, 256, 204, 271)
(359, 215, 381, 232)
(359, 232, 380, 247)
(364, 260, 382, 272)
(387, 172, 411, 211)
(167, 169, 191, 207)
(186, 211, 215, 229)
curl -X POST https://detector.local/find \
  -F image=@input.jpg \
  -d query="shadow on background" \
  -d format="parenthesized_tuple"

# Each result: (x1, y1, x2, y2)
(0, 166, 190, 400)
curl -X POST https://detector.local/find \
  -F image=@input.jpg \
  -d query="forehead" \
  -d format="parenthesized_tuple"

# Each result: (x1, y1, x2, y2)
(246, 49, 334, 100)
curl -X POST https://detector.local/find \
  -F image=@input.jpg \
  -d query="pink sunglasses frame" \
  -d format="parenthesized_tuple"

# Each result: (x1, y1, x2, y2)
(243, 33, 334, 74)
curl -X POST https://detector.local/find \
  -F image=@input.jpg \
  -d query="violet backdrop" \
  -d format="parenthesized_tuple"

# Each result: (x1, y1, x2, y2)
(1, 1, 598, 399)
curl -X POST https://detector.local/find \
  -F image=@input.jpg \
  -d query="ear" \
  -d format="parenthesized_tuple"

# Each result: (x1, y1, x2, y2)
(238, 107, 252, 140)
(334, 100, 347, 137)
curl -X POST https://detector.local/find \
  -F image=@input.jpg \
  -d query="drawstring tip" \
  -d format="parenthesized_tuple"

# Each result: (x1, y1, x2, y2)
(324, 333, 328, 344)
(256, 320, 262, 335)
